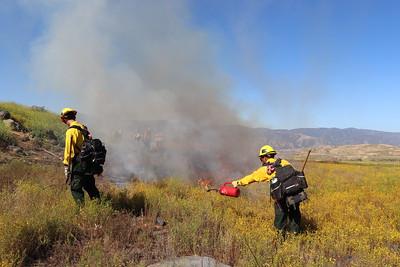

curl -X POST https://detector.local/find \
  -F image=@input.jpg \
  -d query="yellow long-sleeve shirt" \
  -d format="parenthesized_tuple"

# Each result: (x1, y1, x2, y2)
(63, 121, 85, 166)
(236, 158, 291, 186)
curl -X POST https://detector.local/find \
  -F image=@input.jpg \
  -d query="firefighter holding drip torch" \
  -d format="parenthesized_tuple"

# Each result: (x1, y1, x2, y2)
(232, 145, 303, 234)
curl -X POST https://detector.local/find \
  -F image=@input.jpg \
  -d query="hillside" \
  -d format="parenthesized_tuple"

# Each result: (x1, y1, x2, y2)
(292, 144, 400, 162)
(250, 127, 400, 149)
(0, 102, 64, 164)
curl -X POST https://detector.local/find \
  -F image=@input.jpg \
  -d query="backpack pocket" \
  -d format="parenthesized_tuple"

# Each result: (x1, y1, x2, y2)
(286, 191, 308, 206)
(282, 172, 308, 196)
(270, 178, 284, 201)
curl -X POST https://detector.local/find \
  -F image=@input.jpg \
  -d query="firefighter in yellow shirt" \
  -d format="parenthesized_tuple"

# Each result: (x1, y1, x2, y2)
(232, 145, 301, 234)
(61, 108, 100, 205)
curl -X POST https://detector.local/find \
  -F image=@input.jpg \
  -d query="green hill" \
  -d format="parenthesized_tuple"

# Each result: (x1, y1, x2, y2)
(0, 102, 64, 147)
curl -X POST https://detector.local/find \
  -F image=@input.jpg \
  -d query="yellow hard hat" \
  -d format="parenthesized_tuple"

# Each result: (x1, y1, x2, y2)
(60, 108, 77, 118)
(258, 145, 276, 157)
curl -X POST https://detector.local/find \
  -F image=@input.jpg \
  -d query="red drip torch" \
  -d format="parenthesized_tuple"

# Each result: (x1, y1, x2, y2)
(207, 182, 240, 197)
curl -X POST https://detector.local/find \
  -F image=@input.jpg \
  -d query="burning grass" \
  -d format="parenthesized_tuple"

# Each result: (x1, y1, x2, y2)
(0, 161, 399, 266)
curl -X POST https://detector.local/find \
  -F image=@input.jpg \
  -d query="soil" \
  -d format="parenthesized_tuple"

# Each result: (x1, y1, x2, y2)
(0, 130, 62, 165)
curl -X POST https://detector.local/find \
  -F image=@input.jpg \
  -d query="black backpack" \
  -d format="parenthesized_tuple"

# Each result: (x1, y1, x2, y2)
(69, 125, 107, 175)
(269, 159, 308, 206)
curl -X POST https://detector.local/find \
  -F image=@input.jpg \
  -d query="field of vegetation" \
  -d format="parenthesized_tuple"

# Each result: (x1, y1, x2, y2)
(0, 159, 399, 266)
(0, 103, 399, 266)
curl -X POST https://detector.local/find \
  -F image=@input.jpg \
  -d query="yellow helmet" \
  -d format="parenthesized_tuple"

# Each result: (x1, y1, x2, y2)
(258, 145, 276, 157)
(60, 108, 77, 118)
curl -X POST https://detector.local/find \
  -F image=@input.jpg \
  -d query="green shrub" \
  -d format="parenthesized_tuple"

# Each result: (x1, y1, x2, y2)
(0, 121, 16, 147)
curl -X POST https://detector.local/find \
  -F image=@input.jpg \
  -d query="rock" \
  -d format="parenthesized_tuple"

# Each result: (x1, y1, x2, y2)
(148, 256, 231, 267)
(155, 216, 167, 226)
(3, 119, 25, 132)
(0, 110, 11, 120)
(3, 119, 18, 130)
(7, 145, 24, 154)
(14, 120, 26, 132)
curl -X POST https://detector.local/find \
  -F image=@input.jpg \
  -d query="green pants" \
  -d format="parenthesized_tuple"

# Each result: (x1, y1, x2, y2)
(70, 161, 100, 205)
(274, 200, 301, 233)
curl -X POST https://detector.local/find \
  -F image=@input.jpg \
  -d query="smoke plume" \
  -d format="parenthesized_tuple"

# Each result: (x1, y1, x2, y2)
(29, 0, 259, 181)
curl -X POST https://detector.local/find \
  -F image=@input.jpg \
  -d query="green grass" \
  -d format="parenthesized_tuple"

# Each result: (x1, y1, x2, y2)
(0, 102, 65, 143)
(0, 161, 113, 266)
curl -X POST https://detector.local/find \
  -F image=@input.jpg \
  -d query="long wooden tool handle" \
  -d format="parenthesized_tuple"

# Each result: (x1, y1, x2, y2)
(42, 148, 62, 160)
(301, 149, 312, 172)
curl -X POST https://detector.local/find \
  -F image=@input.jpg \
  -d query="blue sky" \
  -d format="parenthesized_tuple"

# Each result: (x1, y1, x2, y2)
(1, 0, 399, 131)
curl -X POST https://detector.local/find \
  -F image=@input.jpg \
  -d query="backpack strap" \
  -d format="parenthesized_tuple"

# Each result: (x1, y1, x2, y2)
(262, 158, 282, 167)
(68, 125, 90, 139)
(273, 158, 282, 167)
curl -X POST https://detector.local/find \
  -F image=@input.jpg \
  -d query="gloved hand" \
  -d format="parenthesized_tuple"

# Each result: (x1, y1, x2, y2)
(232, 180, 240, 188)
(64, 165, 70, 180)
(267, 165, 276, 175)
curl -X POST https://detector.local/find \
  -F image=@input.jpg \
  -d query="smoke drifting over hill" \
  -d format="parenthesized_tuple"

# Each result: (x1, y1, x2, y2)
(28, 0, 258, 180)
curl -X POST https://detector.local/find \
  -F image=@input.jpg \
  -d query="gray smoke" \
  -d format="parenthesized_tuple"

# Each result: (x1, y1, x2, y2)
(28, 0, 260, 181)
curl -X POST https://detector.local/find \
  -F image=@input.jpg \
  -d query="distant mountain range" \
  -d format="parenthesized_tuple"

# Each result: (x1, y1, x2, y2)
(240, 127, 400, 149)
(124, 120, 400, 149)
